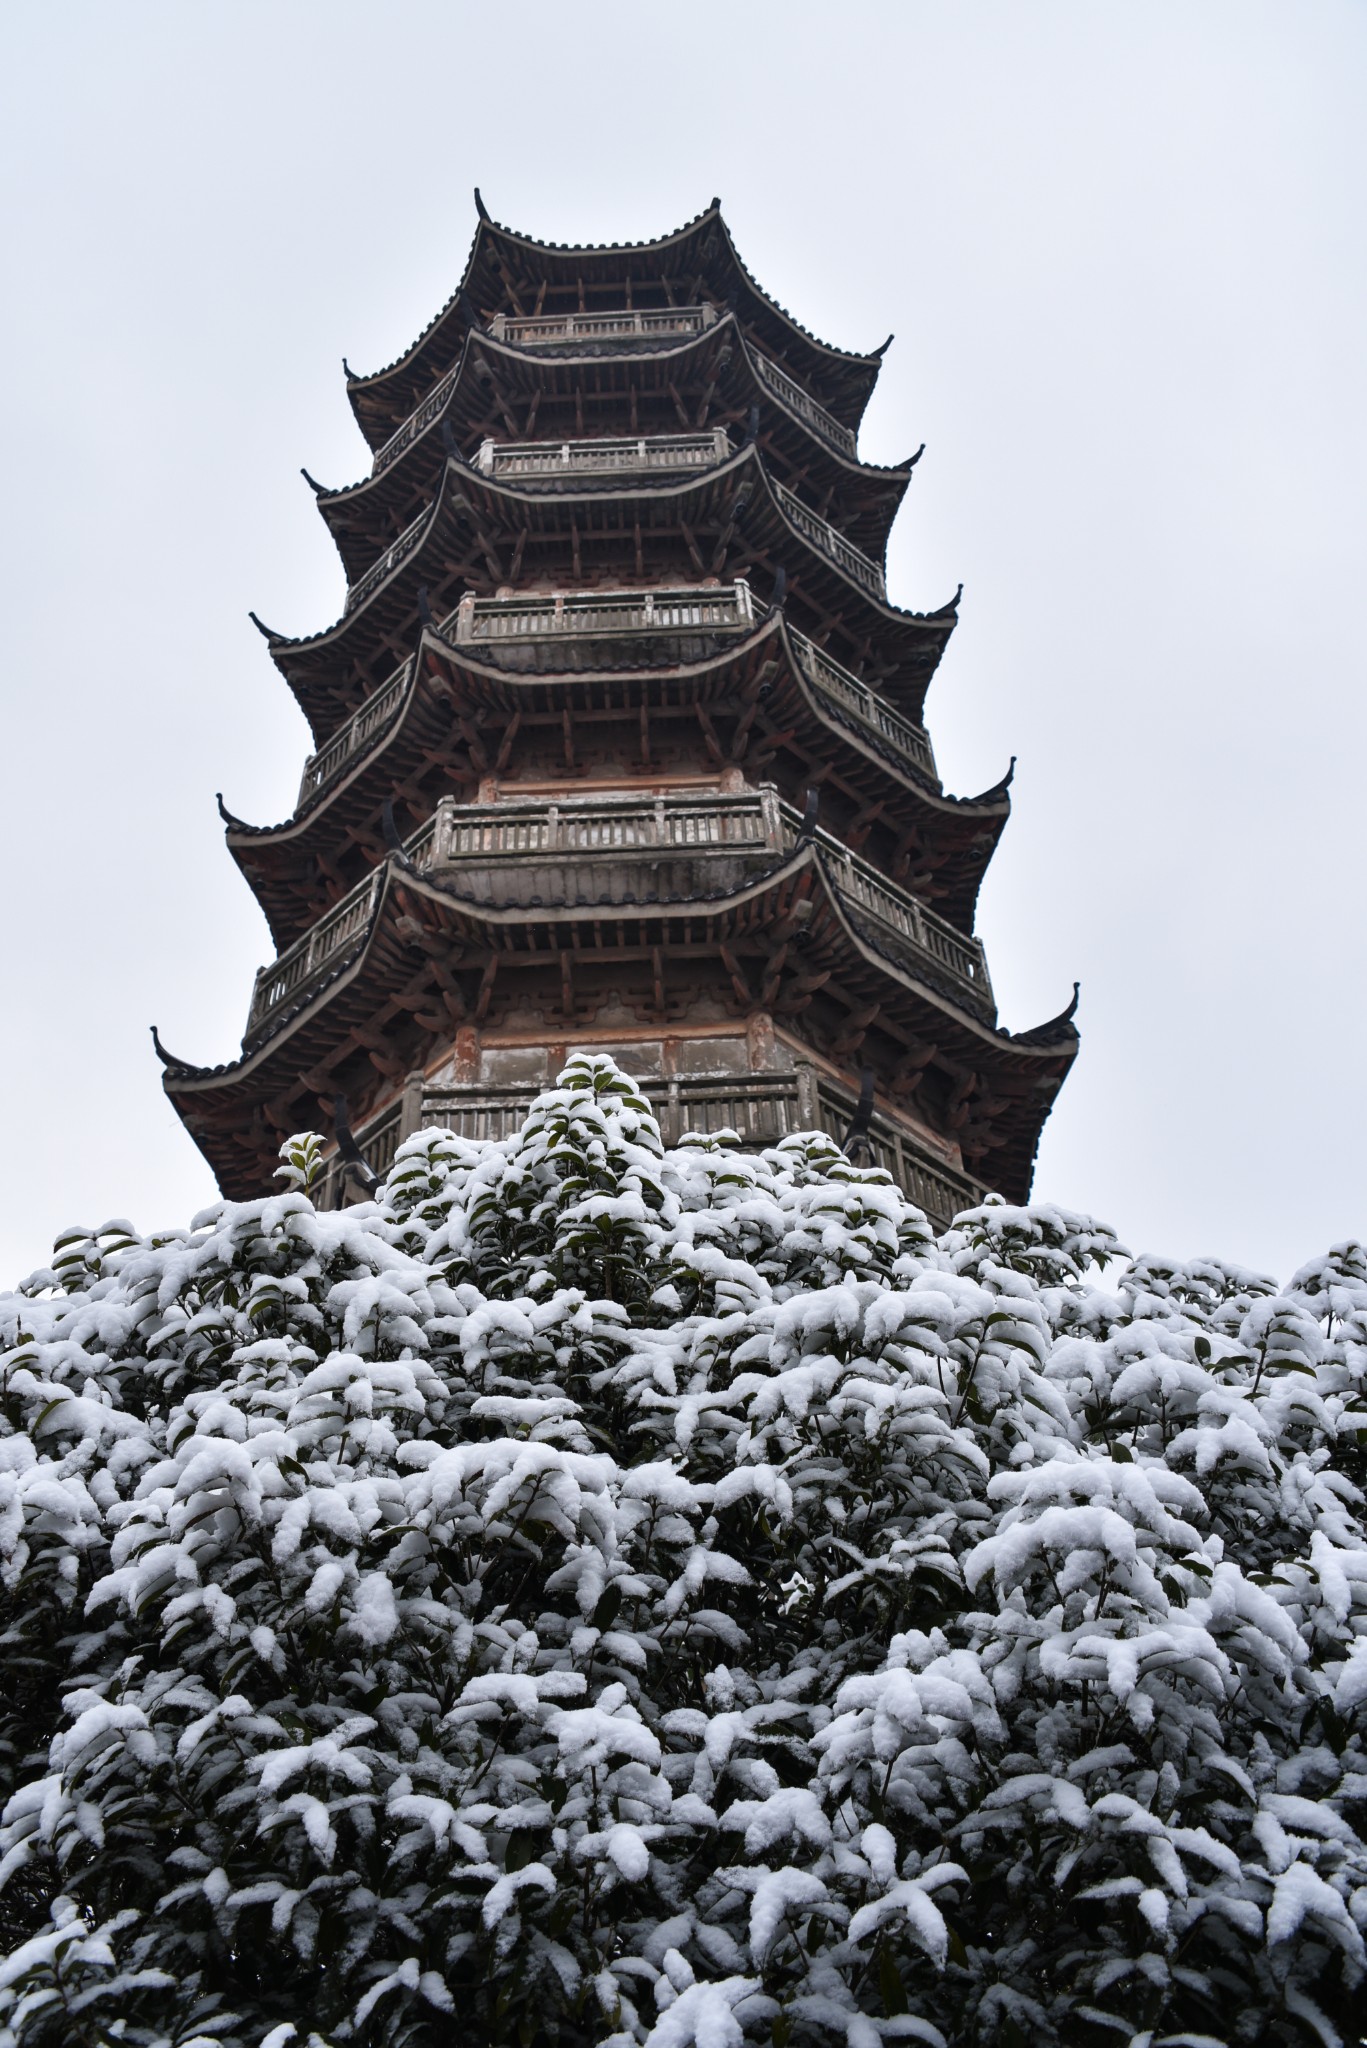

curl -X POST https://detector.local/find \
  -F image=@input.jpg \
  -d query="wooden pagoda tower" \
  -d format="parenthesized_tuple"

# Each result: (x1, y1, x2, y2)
(157, 196, 1078, 1223)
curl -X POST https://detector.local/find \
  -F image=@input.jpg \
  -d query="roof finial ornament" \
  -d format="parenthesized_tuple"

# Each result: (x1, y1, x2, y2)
(873, 334, 895, 357)
(767, 565, 787, 617)
(149, 1024, 182, 1069)
(300, 467, 328, 496)
(744, 403, 760, 446)
(417, 585, 435, 630)
(969, 755, 1016, 806)
(247, 611, 279, 641)
(215, 791, 246, 829)
(333, 1095, 380, 1195)
(440, 420, 459, 459)
(794, 785, 821, 849)
(342, 358, 358, 382)
(908, 444, 926, 468)
(1013, 983, 1082, 1048)
(473, 187, 491, 223)
(925, 583, 963, 621)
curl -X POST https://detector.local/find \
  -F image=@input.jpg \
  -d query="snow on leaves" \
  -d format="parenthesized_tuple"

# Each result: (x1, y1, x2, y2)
(0, 1054, 1365, 2047)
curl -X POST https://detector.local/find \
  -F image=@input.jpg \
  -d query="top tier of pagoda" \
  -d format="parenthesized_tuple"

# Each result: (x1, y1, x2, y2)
(347, 195, 887, 448)
(157, 197, 1078, 1221)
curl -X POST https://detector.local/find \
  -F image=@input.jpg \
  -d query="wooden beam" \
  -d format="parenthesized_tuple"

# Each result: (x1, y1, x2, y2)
(474, 954, 500, 1024)
(679, 519, 706, 576)
(719, 945, 754, 1009)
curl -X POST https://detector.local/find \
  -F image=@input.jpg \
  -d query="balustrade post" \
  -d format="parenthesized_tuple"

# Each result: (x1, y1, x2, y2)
(793, 1056, 819, 1132)
(400, 1070, 426, 1142)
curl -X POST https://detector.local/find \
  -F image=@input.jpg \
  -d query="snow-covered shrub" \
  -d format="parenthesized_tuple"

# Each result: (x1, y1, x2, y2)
(1, 1053, 1365, 2048)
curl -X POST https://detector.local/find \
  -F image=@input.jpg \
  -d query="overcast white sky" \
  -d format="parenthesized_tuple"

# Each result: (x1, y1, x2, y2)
(0, 1, 1362, 1284)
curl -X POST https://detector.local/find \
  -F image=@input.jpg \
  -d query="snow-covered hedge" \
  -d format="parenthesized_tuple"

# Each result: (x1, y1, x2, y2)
(1, 1055, 1365, 2048)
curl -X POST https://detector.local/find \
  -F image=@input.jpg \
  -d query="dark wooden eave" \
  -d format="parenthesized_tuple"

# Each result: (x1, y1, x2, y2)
(160, 849, 1077, 1204)
(222, 616, 1010, 950)
(319, 319, 914, 580)
(346, 201, 887, 450)
(259, 446, 959, 741)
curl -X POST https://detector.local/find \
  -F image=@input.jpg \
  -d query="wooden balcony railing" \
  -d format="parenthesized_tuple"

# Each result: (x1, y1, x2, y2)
(364, 317, 859, 491)
(247, 784, 989, 1038)
(774, 480, 886, 598)
(821, 835, 989, 1000)
(298, 659, 414, 806)
(248, 871, 382, 1031)
(790, 634, 936, 781)
(246, 811, 438, 1034)
(320, 1070, 982, 1227)
(371, 365, 462, 477)
(438, 787, 781, 866)
(343, 507, 432, 614)
(475, 429, 731, 483)
(488, 306, 718, 347)
(749, 348, 858, 459)
(451, 580, 755, 644)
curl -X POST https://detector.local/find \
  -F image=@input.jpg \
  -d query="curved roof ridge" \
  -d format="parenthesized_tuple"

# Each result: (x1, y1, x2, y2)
(472, 190, 721, 261)
(344, 197, 720, 397)
(475, 196, 879, 369)
(262, 444, 955, 658)
(170, 845, 1060, 1090)
(230, 613, 1004, 864)
(1010, 982, 1081, 1048)
(712, 212, 882, 369)
(347, 196, 884, 401)
(325, 321, 917, 510)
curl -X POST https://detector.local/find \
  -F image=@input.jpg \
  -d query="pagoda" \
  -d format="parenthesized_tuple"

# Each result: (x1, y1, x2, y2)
(156, 196, 1078, 1224)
